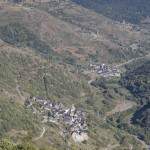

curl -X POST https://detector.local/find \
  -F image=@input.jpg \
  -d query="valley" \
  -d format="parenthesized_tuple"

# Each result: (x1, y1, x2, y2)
(0, 1, 150, 150)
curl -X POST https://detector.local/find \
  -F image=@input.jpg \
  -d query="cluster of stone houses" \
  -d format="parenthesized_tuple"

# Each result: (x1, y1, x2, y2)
(25, 96, 88, 137)
(90, 63, 121, 78)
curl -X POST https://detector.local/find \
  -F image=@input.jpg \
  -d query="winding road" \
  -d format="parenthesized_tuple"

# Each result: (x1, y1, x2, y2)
(103, 100, 136, 122)
(103, 100, 149, 149)
(16, 84, 25, 101)
(116, 53, 150, 68)
(33, 127, 46, 141)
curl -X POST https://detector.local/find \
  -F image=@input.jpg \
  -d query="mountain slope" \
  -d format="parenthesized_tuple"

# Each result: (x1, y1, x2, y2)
(121, 59, 150, 104)
(72, 0, 150, 24)
(0, 2, 149, 64)
(0, 40, 145, 149)
(120, 59, 150, 144)
(0, 1, 149, 149)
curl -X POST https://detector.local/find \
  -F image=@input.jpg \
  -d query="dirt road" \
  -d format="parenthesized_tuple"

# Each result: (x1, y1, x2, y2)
(106, 100, 136, 117)
(16, 85, 25, 101)
(33, 127, 46, 141)
(104, 100, 149, 149)
(116, 53, 150, 68)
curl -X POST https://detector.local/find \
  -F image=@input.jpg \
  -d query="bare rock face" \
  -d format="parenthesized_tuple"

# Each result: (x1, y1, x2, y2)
(72, 132, 88, 143)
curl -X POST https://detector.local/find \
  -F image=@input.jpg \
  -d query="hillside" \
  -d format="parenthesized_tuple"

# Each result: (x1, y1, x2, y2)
(0, 40, 146, 149)
(0, 1, 149, 150)
(0, 1, 150, 64)
(132, 103, 150, 128)
(121, 59, 150, 104)
(72, 0, 150, 24)
(120, 59, 150, 144)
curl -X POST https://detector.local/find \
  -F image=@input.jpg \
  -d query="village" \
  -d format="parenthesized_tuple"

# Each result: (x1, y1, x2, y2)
(25, 96, 88, 141)
(89, 63, 121, 78)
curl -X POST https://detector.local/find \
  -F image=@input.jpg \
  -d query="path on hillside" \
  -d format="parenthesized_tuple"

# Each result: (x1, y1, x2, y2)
(88, 79, 94, 85)
(33, 127, 46, 141)
(104, 144, 119, 150)
(86, 72, 99, 85)
(131, 135, 149, 150)
(104, 100, 149, 149)
(103, 100, 136, 122)
(106, 100, 136, 117)
(86, 54, 150, 149)
(87, 53, 150, 85)
(116, 53, 150, 68)
(16, 84, 25, 101)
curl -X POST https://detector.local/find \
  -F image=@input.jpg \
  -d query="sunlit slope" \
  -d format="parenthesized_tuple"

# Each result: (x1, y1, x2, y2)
(0, 3, 149, 64)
